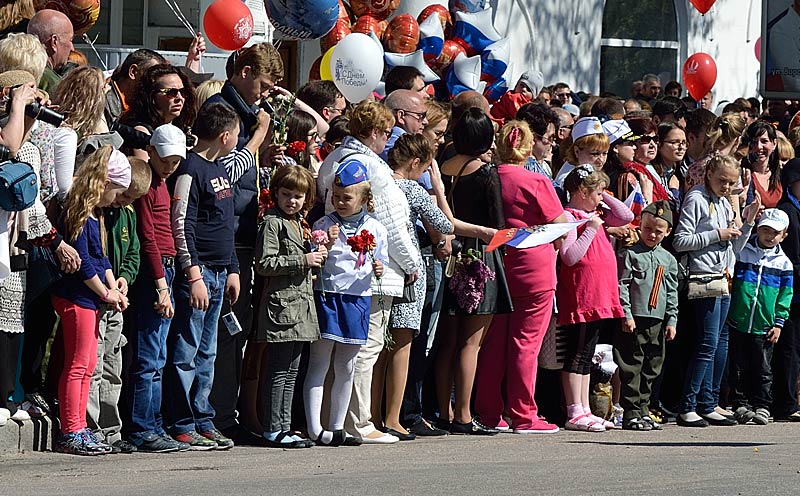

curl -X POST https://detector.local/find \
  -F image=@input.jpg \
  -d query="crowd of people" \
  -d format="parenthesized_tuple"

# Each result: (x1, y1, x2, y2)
(2, 8, 800, 457)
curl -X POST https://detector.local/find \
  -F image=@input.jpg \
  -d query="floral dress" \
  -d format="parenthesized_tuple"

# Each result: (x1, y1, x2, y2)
(390, 179, 453, 332)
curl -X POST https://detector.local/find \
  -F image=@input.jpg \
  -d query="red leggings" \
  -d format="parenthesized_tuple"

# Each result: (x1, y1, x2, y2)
(52, 296, 100, 434)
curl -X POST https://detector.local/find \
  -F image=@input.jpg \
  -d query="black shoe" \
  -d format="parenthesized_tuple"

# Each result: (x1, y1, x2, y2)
(222, 425, 270, 447)
(314, 429, 347, 446)
(131, 433, 186, 453)
(408, 419, 449, 437)
(677, 414, 709, 428)
(383, 428, 416, 441)
(262, 431, 313, 449)
(342, 435, 363, 446)
(700, 414, 737, 426)
(111, 439, 138, 454)
(432, 417, 452, 432)
(449, 418, 499, 436)
(25, 392, 52, 417)
(774, 411, 800, 422)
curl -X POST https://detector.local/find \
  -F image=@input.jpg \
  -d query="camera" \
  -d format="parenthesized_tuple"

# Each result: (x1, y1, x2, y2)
(4, 98, 65, 128)
(0, 144, 11, 162)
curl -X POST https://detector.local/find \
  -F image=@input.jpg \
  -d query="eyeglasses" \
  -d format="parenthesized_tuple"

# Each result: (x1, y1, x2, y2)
(325, 105, 347, 116)
(535, 133, 556, 146)
(429, 129, 446, 139)
(308, 131, 320, 140)
(663, 139, 687, 147)
(382, 129, 393, 139)
(637, 135, 659, 145)
(588, 151, 608, 157)
(401, 109, 427, 121)
(555, 92, 571, 99)
(154, 87, 185, 98)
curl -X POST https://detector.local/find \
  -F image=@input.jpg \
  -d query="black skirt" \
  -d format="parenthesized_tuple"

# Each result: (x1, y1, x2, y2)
(442, 237, 513, 316)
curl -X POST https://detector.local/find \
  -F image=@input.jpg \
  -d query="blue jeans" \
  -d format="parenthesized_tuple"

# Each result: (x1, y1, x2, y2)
(681, 296, 731, 415)
(164, 266, 227, 435)
(128, 264, 175, 440)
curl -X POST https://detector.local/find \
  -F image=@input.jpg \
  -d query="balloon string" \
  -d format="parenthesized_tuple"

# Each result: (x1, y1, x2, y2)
(82, 33, 108, 71)
(745, 0, 754, 42)
(164, 0, 197, 37)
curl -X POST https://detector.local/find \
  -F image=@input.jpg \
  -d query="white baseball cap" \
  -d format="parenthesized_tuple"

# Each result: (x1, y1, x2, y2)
(150, 124, 187, 159)
(758, 208, 790, 231)
(571, 116, 605, 141)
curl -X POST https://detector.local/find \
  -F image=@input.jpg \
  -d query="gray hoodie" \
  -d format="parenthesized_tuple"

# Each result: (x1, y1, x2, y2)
(673, 185, 751, 274)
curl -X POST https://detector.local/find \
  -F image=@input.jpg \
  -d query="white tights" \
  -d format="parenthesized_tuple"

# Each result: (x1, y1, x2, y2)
(303, 339, 360, 439)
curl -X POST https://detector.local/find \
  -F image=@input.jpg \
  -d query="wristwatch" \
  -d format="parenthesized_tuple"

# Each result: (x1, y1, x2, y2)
(435, 239, 447, 249)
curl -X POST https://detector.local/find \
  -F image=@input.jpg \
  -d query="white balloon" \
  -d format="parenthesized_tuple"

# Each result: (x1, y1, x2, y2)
(397, 0, 447, 19)
(452, 52, 483, 91)
(331, 33, 384, 103)
(384, 49, 440, 83)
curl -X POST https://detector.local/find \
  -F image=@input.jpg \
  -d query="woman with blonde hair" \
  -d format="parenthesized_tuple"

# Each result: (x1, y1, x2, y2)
(195, 79, 224, 107)
(474, 120, 566, 433)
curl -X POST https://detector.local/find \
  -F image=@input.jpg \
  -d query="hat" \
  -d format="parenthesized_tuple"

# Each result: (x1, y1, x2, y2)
(516, 70, 544, 95)
(176, 66, 214, 86)
(642, 200, 673, 227)
(571, 116, 604, 141)
(782, 158, 800, 186)
(562, 103, 580, 118)
(758, 208, 790, 231)
(334, 158, 369, 187)
(150, 124, 187, 159)
(107, 149, 131, 188)
(602, 119, 641, 144)
(0, 70, 49, 101)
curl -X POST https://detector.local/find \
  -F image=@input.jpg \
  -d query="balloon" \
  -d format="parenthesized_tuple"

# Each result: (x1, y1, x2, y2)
(451, 8, 502, 56)
(320, 18, 351, 52)
(202, 0, 253, 51)
(265, 0, 339, 40)
(351, 15, 389, 39)
(384, 49, 440, 83)
(418, 4, 452, 35)
(34, 0, 100, 36)
(484, 61, 513, 103)
(337, 0, 353, 23)
(682, 52, 717, 101)
(383, 14, 420, 54)
(480, 37, 510, 83)
(309, 56, 322, 80)
(320, 46, 336, 80)
(445, 52, 485, 97)
(450, 0, 487, 13)
(350, 0, 400, 20)
(689, 0, 715, 15)
(418, 12, 444, 62)
(428, 39, 467, 75)
(754, 37, 762, 62)
(331, 32, 384, 102)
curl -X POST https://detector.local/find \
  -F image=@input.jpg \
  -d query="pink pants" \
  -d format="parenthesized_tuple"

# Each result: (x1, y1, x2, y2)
(474, 290, 554, 430)
(52, 295, 100, 434)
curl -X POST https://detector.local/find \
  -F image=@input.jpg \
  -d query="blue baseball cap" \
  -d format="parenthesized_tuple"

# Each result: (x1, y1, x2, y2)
(334, 159, 369, 187)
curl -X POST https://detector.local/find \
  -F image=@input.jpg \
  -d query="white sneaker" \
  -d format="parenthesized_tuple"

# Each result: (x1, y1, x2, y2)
(0, 408, 10, 427)
(360, 432, 399, 444)
(10, 409, 30, 421)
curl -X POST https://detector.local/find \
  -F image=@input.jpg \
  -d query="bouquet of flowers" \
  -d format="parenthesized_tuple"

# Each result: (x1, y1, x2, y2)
(258, 188, 275, 221)
(347, 229, 390, 347)
(448, 248, 495, 314)
(270, 93, 296, 146)
(287, 140, 307, 165)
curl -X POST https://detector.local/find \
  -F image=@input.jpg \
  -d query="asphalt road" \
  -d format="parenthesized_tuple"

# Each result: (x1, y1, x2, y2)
(2, 423, 799, 496)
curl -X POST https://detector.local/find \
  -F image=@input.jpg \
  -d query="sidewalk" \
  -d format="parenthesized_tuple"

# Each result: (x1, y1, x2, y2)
(0, 416, 54, 454)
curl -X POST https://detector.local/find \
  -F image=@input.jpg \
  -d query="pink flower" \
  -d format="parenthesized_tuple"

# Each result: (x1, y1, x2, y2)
(311, 229, 329, 245)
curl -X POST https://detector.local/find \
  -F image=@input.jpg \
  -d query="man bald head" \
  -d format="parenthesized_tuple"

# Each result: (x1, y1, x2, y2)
(452, 90, 490, 125)
(28, 9, 74, 70)
(551, 107, 574, 144)
(384, 89, 428, 134)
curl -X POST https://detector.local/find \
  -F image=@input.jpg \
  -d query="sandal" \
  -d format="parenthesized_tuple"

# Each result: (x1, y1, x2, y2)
(263, 431, 313, 449)
(565, 413, 606, 432)
(588, 413, 616, 430)
(313, 429, 346, 447)
(622, 417, 652, 431)
(641, 416, 662, 430)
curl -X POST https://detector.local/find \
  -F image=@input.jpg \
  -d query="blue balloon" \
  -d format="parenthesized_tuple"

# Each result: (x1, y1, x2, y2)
(265, 0, 339, 40)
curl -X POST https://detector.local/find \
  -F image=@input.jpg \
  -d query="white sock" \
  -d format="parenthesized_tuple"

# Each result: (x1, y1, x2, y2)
(303, 339, 334, 440)
(328, 343, 360, 430)
(681, 411, 703, 422)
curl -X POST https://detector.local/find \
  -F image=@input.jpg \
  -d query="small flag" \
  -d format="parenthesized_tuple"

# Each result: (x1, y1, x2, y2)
(624, 184, 645, 225)
(485, 220, 588, 252)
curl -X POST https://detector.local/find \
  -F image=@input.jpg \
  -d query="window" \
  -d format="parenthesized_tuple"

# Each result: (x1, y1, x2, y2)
(600, 0, 679, 98)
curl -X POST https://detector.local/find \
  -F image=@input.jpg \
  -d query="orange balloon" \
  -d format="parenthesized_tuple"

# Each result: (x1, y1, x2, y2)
(320, 18, 351, 52)
(350, 0, 399, 21)
(309, 55, 322, 81)
(351, 15, 388, 39)
(34, 0, 100, 36)
(429, 39, 466, 76)
(383, 14, 419, 54)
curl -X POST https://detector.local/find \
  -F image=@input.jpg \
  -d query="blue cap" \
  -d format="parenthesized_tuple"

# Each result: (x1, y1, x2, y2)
(334, 159, 369, 187)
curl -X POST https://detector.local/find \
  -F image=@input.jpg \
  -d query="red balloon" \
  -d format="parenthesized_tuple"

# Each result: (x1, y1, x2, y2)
(418, 5, 452, 36)
(203, 0, 253, 51)
(754, 37, 762, 62)
(320, 18, 351, 52)
(689, 0, 715, 15)
(350, 0, 400, 20)
(352, 15, 388, 39)
(34, 0, 100, 36)
(338, 0, 353, 23)
(309, 56, 322, 81)
(383, 14, 419, 54)
(682, 52, 717, 101)
(428, 39, 466, 76)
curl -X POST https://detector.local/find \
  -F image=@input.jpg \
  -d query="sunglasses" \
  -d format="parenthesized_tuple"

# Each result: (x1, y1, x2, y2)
(637, 135, 659, 145)
(402, 109, 427, 121)
(154, 87, 185, 98)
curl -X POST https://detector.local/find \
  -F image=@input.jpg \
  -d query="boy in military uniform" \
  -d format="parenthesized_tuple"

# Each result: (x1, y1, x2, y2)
(614, 200, 679, 431)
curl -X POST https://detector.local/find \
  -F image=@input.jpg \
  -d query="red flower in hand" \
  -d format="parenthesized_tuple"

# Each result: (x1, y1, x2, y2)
(258, 188, 275, 220)
(347, 229, 376, 268)
(287, 140, 307, 162)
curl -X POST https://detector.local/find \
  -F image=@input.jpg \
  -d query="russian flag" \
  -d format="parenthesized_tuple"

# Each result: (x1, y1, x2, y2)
(450, 9, 502, 57)
(624, 185, 645, 226)
(485, 220, 588, 252)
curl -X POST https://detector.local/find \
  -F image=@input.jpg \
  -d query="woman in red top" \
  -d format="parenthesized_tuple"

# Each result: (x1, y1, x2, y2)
(474, 121, 566, 433)
(743, 120, 783, 208)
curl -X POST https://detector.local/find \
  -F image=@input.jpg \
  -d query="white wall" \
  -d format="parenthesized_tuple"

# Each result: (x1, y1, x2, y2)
(292, 0, 763, 104)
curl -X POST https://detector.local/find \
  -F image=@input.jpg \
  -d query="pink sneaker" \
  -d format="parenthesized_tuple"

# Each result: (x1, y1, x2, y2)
(496, 419, 510, 432)
(513, 417, 560, 434)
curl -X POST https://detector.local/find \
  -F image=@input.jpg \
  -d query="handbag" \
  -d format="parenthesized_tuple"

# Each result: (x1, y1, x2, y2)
(25, 245, 62, 306)
(686, 272, 729, 300)
(0, 160, 38, 211)
(443, 158, 475, 279)
(395, 280, 416, 304)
